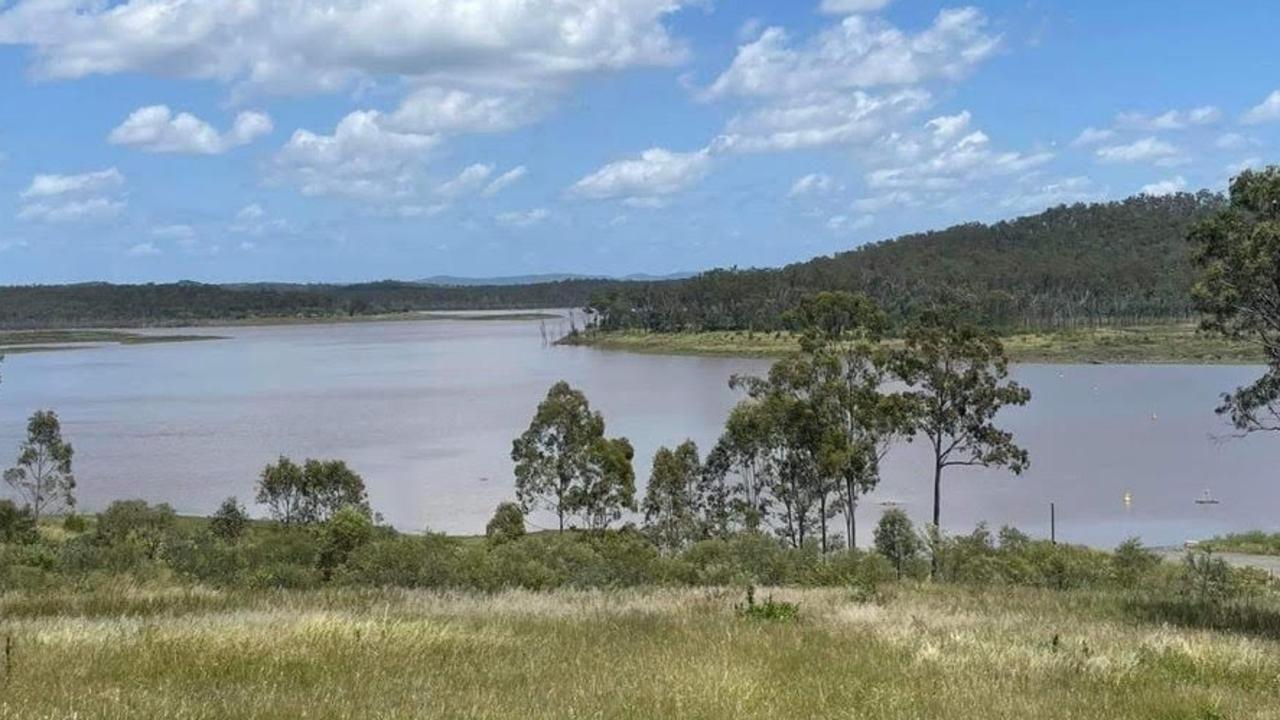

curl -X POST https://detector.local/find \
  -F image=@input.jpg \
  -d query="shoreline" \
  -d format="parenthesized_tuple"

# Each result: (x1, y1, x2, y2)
(559, 324, 1265, 365)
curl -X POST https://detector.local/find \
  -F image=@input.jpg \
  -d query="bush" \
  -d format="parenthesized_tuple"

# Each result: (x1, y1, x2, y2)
(1113, 537, 1161, 588)
(485, 502, 526, 545)
(209, 497, 249, 544)
(0, 499, 37, 544)
(317, 505, 375, 578)
(95, 500, 178, 560)
(337, 534, 462, 588)
(736, 585, 799, 622)
(62, 513, 88, 533)
(873, 508, 921, 579)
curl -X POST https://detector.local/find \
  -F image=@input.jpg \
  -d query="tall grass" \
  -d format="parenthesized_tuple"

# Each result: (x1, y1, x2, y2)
(1, 585, 1276, 719)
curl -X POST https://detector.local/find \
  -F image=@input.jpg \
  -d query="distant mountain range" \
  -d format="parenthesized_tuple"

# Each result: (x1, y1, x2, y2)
(413, 272, 696, 287)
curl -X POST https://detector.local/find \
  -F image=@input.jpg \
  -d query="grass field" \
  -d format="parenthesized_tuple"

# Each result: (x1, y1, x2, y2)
(562, 323, 1264, 365)
(1, 584, 1277, 719)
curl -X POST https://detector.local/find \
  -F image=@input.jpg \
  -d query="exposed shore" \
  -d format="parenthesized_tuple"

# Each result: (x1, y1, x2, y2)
(560, 323, 1264, 365)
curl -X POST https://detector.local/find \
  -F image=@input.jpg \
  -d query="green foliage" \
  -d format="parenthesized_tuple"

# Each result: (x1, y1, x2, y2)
(735, 584, 800, 622)
(511, 382, 635, 531)
(61, 513, 88, 533)
(590, 193, 1221, 333)
(95, 500, 178, 560)
(256, 456, 369, 525)
(209, 497, 249, 544)
(3, 410, 76, 521)
(892, 312, 1030, 560)
(0, 499, 37, 544)
(873, 508, 921, 579)
(317, 506, 375, 578)
(642, 440, 703, 550)
(485, 502, 526, 545)
(1189, 166, 1280, 432)
(1112, 538, 1161, 588)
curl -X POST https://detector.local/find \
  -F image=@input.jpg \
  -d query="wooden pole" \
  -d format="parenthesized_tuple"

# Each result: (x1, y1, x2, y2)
(1050, 503, 1057, 545)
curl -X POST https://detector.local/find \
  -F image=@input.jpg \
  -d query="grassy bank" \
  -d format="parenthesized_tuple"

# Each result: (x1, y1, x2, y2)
(0, 329, 226, 354)
(1, 584, 1277, 719)
(562, 323, 1264, 364)
(1202, 532, 1280, 556)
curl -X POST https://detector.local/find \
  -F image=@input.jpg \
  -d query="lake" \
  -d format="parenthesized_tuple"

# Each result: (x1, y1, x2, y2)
(1, 314, 1277, 548)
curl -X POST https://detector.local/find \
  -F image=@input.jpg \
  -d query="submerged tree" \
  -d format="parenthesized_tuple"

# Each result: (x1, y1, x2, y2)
(1189, 166, 1280, 433)
(512, 381, 635, 531)
(893, 311, 1030, 574)
(3, 410, 75, 522)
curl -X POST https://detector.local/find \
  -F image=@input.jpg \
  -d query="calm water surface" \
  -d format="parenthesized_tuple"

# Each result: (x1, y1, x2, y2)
(1, 316, 1277, 547)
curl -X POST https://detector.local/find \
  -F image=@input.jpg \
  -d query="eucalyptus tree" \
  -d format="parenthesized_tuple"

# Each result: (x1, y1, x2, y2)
(512, 381, 635, 532)
(3, 410, 75, 522)
(893, 311, 1030, 573)
(1189, 166, 1280, 433)
(642, 440, 702, 549)
(712, 402, 772, 530)
(791, 291, 911, 548)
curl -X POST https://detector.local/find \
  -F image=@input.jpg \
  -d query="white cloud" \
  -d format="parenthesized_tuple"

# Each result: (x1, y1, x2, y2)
(1242, 90, 1280, 125)
(0, 0, 691, 95)
(706, 8, 999, 99)
(496, 208, 550, 227)
(1225, 157, 1262, 177)
(1095, 136, 1180, 164)
(437, 163, 494, 197)
(826, 214, 874, 232)
(1070, 127, 1114, 147)
(789, 173, 839, 197)
(712, 89, 929, 154)
(819, 0, 894, 14)
(21, 168, 124, 198)
(1000, 176, 1097, 211)
(18, 168, 127, 223)
(109, 105, 272, 154)
(852, 191, 917, 213)
(151, 224, 196, 241)
(484, 166, 528, 196)
(1138, 176, 1186, 196)
(231, 203, 292, 235)
(1116, 106, 1220, 131)
(19, 197, 125, 223)
(272, 111, 439, 198)
(866, 118, 1052, 191)
(1214, 133, 1255, 150)
(571, 147, 712, 203)
(126, 242, 161, 257)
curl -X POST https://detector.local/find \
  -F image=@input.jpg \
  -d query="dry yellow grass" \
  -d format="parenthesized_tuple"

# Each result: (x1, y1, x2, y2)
(1, 584, 1278, 719)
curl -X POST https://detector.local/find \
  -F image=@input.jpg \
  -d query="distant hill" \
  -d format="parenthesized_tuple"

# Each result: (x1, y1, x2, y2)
(0, 191, 1225, 331)
(588, 191, 1226, 332)
(414, 272, 695, 286)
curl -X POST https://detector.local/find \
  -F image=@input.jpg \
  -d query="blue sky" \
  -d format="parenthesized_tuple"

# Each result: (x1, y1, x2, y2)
(0, 0, 1277, 284)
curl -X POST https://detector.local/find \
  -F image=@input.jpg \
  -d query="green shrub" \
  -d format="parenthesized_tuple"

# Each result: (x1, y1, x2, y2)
(485, 502, 526, 545)
(337, 533, 462, 588)
(873, 509, 921, 579)
(1112, 538, 1161, 588)
(209, 497, 249, 544)
(0, 499, 37, 544)
(61, 513, 88, 533)
(736, 585, 799, 622)
(95, 500, 178, 560)
(317, 506, 375, 579)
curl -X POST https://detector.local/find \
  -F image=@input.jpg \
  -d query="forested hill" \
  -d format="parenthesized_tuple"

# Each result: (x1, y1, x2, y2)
(589, 191, 1224, 332)
(0, 191, 1222, 330)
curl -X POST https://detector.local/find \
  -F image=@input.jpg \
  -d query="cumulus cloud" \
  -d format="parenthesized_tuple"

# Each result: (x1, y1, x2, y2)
(387, 87, 546, 136)
(272, 111, 439, 198)
(0, 0, 691, 96)
(437, 163, 494, 197)
(1242, 90, 1280, 125)
(1116, 105, 1221, 131)
(999, 176, 1097, 211)
(1095, 137, 1181, 164)
(126, 242, 161, 257)
(865, 113, 1052, 191)
(712, 89, 929, 154)
(1138, 176, 1187, 196)
(571, 147, 711, 204)
(18, 168, 127, 223)
(109, 105, 272, 154)
(826, 214, 874, 232)
(706, 8, 999, 100)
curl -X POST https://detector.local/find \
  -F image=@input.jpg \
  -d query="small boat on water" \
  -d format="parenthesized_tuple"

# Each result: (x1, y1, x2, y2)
(1194, 489, 1220, 505)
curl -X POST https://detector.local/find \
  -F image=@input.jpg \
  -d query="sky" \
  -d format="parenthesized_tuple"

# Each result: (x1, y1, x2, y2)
(0, 0, 1277, 284)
